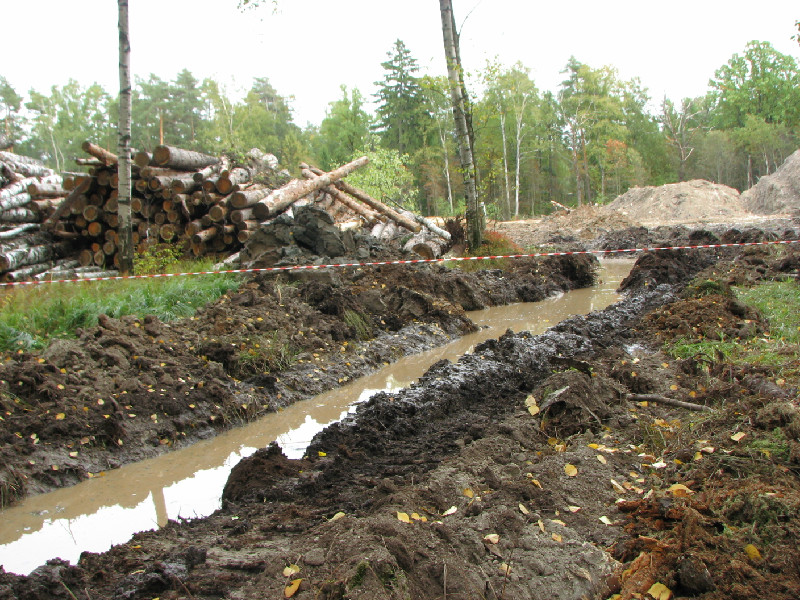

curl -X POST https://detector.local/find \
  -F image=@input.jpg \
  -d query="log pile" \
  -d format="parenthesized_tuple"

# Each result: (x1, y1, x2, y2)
(0, 143, 452, 283)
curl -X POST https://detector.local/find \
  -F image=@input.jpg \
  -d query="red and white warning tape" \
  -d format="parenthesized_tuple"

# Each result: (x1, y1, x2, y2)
(1, 239, 798, 288)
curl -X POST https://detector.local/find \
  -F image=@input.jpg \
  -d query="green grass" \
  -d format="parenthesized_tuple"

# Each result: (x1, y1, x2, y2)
(665, 279, 800, 373)
(0, 258, 241, 352)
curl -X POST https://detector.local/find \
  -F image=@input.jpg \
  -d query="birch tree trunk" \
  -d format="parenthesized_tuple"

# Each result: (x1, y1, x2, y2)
(117, 0, 134, 274)
(499, 110, 512, 219)
(439, 0, 481, 248)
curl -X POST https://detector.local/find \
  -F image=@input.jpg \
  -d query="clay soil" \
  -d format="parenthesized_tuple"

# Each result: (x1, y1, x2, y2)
(3, 218, 800, 599)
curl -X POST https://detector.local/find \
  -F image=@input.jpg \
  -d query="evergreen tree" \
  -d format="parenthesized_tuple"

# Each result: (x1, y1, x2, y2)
(374, 39, 433, 155)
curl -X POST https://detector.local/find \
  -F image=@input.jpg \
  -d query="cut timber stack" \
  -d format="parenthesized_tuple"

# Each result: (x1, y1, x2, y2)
(0, 142, 453, 283)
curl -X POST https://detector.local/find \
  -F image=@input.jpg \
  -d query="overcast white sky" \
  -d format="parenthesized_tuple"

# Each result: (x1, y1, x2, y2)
(3, 1, 799, 127)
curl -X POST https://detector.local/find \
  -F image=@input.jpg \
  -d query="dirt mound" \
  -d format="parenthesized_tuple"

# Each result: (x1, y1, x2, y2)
(493, 205, 638, 249)
(741, 149, 800, 215)
(606, 179, 752, 226)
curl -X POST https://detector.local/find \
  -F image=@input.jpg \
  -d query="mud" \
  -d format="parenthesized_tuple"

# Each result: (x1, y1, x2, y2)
(3, 221, 800, 599)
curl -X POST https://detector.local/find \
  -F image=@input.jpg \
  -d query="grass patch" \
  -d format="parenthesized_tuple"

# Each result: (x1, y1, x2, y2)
(665, 279, 800, 374)
(0, 257, 241, 352)
(453, 230, 525, 272)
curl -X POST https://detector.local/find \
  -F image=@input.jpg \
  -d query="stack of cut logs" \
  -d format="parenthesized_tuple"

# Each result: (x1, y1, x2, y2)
(0, 143, 451, 283)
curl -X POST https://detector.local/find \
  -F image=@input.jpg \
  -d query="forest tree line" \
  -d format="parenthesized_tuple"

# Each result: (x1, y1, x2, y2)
(1, 39, 799, 220)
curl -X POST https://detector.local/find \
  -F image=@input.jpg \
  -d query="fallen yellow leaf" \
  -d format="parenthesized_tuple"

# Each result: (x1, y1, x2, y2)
(667, 483, 694, 497)
(519, 503, 530, 515)
(744, 544, 762, 561)
(647, 582, 672, 600)
(599, 516, 613, 525)
(483, 533, 500, 544)
(284, 578, 302, 598)
(442, 506, 457, 516)
(597, 454, 607, 465)
(567, 505, 581, 513)
(498, 563, 512, 575)
(731, 432, 746, 442)
(463, 488, 474, 498)
(282, 564, 301, 577)
(396, 511, 411, 523)
(55, 413, 65, 420)
(564, 464, 578, 477)
(318, 451, 327, 457)
(330, 511, 345, 521)
(551, 533, 562, 543)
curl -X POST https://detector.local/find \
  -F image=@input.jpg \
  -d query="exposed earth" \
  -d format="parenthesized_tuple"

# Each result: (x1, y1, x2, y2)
(2, 174, 800, 599)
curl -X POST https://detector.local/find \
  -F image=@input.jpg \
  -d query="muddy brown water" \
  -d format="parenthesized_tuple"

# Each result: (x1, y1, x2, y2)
(0, 260, 633, 575)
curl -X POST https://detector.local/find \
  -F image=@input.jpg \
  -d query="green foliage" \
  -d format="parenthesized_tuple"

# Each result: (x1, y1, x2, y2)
(20, 79, 114, 170)
(311, 85, 372, 170)
(708, 41, 800, 129)
(0, 260, 240, 352)
(133, 244, 184, 275)
(374, 39, 435, 156)
(347, 145, 418, 208)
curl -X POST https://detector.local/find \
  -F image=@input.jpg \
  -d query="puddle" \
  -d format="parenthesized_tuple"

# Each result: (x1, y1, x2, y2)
(0, 259, 633, 574)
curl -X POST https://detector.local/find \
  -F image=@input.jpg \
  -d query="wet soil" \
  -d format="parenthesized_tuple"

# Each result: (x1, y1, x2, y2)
(3, 220, 800, 600)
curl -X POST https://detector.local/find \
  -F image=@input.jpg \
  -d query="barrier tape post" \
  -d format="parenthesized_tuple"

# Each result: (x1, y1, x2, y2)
(1, 239, 798, 288)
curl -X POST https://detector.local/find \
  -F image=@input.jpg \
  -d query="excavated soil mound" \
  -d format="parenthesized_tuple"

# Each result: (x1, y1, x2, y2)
(493, 205, 638, 249)
(741, 149, 800, 215)
(606, 179, 752, 226)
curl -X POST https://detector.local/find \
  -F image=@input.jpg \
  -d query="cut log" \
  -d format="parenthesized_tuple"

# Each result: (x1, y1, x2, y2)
(134, 151, 155, 168)
(41, 177, 92, 230)
(0, 241, 73, 271)
(153, 145, 220, 170)
(81, 141, 118, 166)
(300, 167, 380, 225)
(192, 227, 218, 244)
(0, 208, 39, 223)
(230, 186, 270, 209)
(0, 223, 40, 240)
(0, 177, 39, 205)
(301, 163, 420, 233)
(252, 156, 369, 221)
(215, 167, 251, 195)
(230, 207, 255, 224)
(403, 231, 446, 259)
(0, 151, 54, 178)
(27, 182, 67, 199)
(0, 191, 32, 212)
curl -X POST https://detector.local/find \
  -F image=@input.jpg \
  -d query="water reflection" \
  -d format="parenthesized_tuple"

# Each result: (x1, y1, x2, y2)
(0, 260, 633, 574)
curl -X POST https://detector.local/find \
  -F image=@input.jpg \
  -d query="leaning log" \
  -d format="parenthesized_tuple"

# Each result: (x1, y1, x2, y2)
(252, 156, 369, 221)
(301, 163, 420, 233)
(153, 145, 220, 171)
(300, 167, 380, 225)
(81, 141, 118, 166)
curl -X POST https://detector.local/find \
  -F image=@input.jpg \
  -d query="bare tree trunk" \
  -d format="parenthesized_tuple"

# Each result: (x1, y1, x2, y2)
(499, 111, 512, 219)
(116, 0, 134, 274)
(439, 0, 481, 249)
